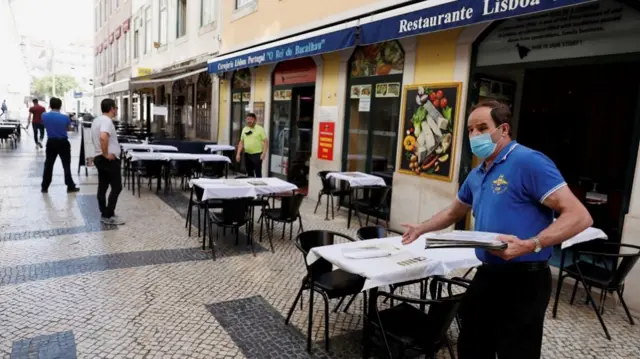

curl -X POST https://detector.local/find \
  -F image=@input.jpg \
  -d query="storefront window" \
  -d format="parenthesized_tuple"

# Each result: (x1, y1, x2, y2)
(230, 69, 251, 147)
(344, 41, 405, 175)
(196, 72, 212, 140)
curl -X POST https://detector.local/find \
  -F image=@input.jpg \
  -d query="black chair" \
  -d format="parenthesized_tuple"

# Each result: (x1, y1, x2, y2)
(259, 194, 305, 250)
(170, 160, 199, 190)
(352, 185, 392, 227)
(368, 277, 469, 359)
(553, 242, 640, 340)
(133, 161, 164, 197)
(208, 197, 254, 260)
(314, 171, 350, 220)
(285, 230, 366, 352)
(185, 185, 223, 242)
(200, 161, 226, 179)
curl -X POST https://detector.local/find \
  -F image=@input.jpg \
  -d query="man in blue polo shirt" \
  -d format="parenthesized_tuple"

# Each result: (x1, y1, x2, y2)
(402, 100, 592, 359)
(41, 97, 79, 193)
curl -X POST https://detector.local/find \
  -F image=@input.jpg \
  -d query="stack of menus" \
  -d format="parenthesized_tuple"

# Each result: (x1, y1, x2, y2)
(424, 231, 507, 251)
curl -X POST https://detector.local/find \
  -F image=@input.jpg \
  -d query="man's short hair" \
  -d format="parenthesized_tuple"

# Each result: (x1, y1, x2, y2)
(246, 113, 257, 120)
(49, 97, 62, 110)
(101, 98, 117, 113)
(32, 99, 39, 104)
(471, 100, 512, 133)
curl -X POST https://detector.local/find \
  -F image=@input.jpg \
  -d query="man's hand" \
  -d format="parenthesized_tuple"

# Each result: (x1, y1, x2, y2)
(401, 223, 423, 245)
(236, 154, 241, 162)
(260, 152, 266, 161)
(106, 153, 116, 161)
(490, 235, 535, 261)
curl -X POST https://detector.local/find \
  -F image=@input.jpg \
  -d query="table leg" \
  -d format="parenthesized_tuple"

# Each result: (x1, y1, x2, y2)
(552, 248, 566, 318)
(362, 287, 377, 359)
(347, 190, 353, 229)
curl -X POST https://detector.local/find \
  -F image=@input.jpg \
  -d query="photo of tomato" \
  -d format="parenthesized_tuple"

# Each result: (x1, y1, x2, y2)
(429, 92, 437, 102)
(440, 97, 448, 108)
(432, 99, 440, 108)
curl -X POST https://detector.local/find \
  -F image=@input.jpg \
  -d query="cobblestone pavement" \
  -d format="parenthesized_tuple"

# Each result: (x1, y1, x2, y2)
(1, 134, 640, 358)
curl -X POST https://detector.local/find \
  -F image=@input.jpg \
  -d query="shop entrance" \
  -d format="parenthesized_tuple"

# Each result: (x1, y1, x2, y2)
(230, 69, 252, 173)
(269, 58, 317, 192)
(457, 0, 640, 266)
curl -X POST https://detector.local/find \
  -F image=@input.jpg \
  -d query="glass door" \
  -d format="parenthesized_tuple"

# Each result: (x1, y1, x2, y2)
(269, 98, 291, 180)
(289, 86, 315, 189)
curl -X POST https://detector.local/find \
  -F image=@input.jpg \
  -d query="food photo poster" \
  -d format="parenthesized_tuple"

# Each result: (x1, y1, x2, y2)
(398, 82, 462, 182)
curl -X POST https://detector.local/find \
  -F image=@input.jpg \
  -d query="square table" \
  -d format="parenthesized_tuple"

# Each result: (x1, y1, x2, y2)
(189, 177, 298, 201)
(325, 172, 386, 228)
(205, 144, 235, 153)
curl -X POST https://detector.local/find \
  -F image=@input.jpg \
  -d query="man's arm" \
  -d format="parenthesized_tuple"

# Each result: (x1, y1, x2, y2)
(536, 186, 593, 247)
(100, 132, 114, 160)
(27, 111, 32, 128)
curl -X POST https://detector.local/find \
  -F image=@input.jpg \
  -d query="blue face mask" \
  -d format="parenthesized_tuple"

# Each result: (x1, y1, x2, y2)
(470, 127, 501, 159)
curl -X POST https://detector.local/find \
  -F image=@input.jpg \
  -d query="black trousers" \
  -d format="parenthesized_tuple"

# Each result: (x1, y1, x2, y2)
(33, 123, 45, 144)
(42, 139, 75, 190)
(94, 155, 123, 218)
(245, 152, 263, 177)
(458, 262, 552, 359)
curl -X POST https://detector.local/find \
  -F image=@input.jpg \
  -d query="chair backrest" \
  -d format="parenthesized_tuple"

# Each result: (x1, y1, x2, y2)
(317, 171, 335, 191)
(609, 243, 640, 288)
(424, 294, 465, 344)
(295, 230, 355, 279)
(193, 186, 205, 201)
(220, 198, 252, 225)
(201, 161, 226, 178)
(279, 194, 305, 220)
(359, 186, 391, 208)
(234, 175, 249, 179)
(357, 226, 387, 240)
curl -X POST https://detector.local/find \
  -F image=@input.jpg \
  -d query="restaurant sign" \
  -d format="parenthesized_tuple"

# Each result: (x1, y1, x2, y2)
(317, 122, 335, 161)
(208, 28, 355, 73)
(359, 0, 595, 45)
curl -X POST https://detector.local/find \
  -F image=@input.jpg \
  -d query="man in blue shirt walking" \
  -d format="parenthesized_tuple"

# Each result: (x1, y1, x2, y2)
(41, 97, 79, 193)
(402, 100, 592, 358)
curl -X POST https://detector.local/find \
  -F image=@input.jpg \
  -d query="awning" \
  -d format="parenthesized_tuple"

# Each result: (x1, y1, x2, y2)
(130, 67, 207, 86)
(207, 20, 358, 74)
(358, 0, 596, 46)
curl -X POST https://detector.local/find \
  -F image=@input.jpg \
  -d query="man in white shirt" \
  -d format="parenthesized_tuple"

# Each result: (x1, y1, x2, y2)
(91, 99, 124, 225)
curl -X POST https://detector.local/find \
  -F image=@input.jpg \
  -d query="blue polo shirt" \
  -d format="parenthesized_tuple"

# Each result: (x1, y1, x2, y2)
(457, 141, 566, 264)
(42, 111, 71, 139)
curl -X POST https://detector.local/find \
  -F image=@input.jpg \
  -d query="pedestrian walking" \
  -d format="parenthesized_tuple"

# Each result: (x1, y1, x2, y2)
(401, 100, 593, 359)
(235, 113, 267, 177)
(91, 98, 124, 225)
(40, 97, 79, 193)
(27, 99, 46, 148)
(1, 100, 7, 118)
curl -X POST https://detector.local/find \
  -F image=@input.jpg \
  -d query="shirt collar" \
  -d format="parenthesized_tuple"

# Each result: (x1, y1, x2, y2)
(479, 141, 518, 173)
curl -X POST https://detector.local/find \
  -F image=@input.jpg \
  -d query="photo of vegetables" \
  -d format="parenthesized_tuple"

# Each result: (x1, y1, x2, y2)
(351, 41, 404, 78)
(399, 83, 461, 182)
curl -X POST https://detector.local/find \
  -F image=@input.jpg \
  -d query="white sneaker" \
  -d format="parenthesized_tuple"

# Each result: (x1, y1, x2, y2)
(111, 215, 125, 225)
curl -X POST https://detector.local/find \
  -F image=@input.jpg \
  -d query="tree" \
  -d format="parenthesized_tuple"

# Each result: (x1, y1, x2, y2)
(31, 75, 78, 99)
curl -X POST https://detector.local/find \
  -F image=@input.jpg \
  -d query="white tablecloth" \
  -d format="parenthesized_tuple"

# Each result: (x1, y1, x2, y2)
(307, 227, 608, 291)
(205, 144, 235, 152)
(307, 236, 479, 291)
(190, 177, 298, 200)
(121, 144, 179, 152)
(128, 152, 231, 163)
(326, 172, 386, 187)
(0, 125, 16, 129)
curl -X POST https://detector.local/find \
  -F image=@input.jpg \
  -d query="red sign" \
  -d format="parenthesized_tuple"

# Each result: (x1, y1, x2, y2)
(109, 33, 114, 44)
(123, 18, 131, 32)
(115, 26, 122, 39)
(273, 57, 317, 86)
(317, 122, 335, 161)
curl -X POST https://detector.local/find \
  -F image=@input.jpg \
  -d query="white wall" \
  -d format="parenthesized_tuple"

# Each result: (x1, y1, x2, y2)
(131, 0, 221, 75)
(0, 0, 30, 114)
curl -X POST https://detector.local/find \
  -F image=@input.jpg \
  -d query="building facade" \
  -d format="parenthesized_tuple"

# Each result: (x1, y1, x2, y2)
(127, 0, 221, 141)
(0, 0, 30, 119)
(93, 0, 133, 121)
(209, 0, 640, 314)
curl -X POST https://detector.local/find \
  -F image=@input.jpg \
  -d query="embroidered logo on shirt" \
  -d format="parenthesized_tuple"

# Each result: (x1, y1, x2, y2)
(492, 175, 509, 194)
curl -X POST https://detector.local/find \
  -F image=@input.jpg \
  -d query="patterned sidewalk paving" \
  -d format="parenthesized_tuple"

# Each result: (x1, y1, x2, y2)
(0, 134, 639, 358)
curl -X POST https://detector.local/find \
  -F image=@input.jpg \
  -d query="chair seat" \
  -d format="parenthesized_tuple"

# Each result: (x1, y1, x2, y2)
(374, 303, 439, 350)
(210, 212, 249, 226)
(322, 188, 350, 196)
(565, 261, 615, 288)
(313, 269, 365, 299)
(263, 208, 297, 222)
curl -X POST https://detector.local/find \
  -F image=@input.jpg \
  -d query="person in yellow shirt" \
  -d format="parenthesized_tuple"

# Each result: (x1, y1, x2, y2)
(235, 113, 268, 177)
